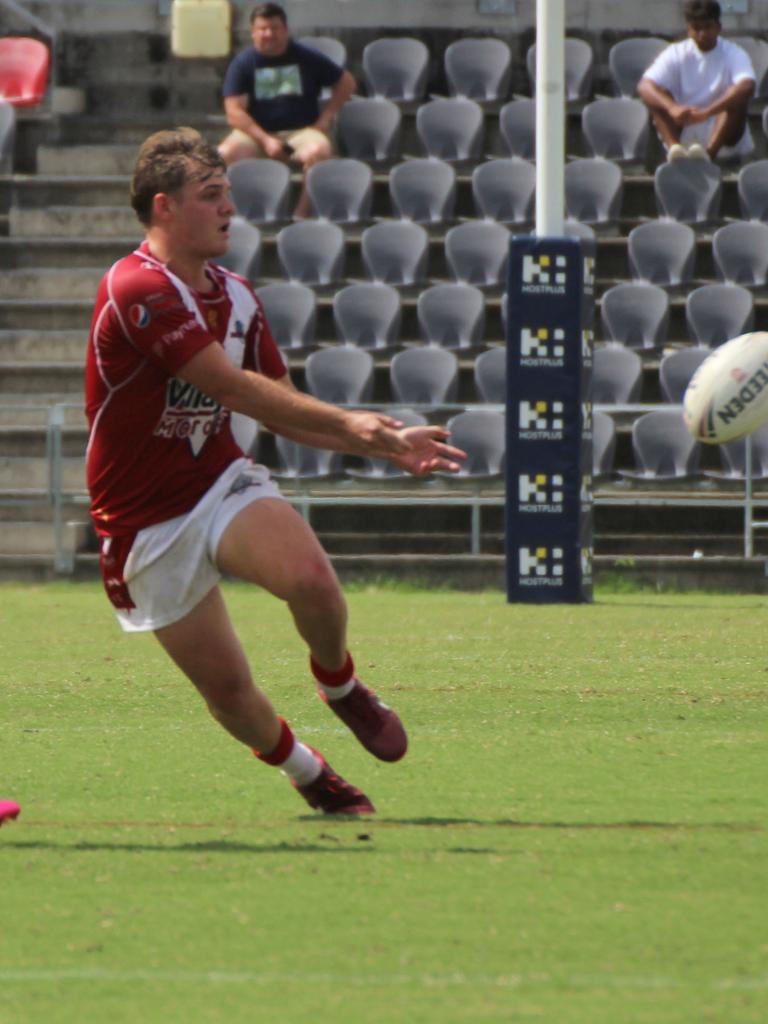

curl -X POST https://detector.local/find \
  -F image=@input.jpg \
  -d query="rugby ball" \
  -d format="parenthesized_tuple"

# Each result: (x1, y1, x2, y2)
(683, 332, 768, 444)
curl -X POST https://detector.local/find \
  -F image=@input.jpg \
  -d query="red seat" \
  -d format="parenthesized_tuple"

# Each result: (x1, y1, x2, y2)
(0, 37, 50, 107)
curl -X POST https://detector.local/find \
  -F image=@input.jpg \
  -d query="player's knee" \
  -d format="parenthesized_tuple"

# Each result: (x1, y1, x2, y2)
(288, 558, 342, 609)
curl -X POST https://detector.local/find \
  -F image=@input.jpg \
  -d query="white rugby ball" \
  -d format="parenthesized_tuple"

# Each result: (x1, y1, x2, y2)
(683, 332, 768, 444)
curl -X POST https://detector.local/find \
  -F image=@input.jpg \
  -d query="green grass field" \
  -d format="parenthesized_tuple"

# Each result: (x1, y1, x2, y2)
(1, 582, 767, 1023)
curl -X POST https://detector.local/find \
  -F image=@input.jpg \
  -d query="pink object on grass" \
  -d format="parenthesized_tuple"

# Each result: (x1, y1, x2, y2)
(0, 800, 21, 825)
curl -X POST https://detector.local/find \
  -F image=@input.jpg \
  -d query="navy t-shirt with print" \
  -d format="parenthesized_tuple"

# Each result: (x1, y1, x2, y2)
(222, 41, 343, 132)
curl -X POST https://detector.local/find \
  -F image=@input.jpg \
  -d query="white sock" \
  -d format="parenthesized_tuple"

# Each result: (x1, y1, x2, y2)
(280, 741, 322, 785)
(320, 677, 357, 701)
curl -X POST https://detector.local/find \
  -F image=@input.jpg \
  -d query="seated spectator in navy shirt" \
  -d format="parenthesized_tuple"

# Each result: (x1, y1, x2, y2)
(219, 3, 356, 218)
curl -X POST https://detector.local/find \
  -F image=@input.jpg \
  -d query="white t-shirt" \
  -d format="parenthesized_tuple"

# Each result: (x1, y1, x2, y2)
(644, 37, 755, 155)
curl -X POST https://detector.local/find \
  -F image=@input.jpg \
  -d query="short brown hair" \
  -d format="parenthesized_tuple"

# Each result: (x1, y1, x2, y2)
(130, 127, 225, 226)
(250, 3, 287, 24)
(684, 0, 720, 23)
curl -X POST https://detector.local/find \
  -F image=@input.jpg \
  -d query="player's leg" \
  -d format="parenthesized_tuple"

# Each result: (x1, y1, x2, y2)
(706, 99, 750, 158)
(216, 499, 407, 761)
(286, 127, 333, 219)
(154, 584, 373, 813)
(218, 129, 262, 166)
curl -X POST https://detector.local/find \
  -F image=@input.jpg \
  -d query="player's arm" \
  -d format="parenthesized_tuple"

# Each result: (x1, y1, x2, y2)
(176, 342, 411, 458)
(266, 375, 465, 476)
(223, 95, 288, 160)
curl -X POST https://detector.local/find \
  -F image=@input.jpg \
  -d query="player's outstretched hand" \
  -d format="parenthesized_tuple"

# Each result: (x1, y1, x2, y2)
(344, 411, 412, 457)
(390, 426, 466, 477)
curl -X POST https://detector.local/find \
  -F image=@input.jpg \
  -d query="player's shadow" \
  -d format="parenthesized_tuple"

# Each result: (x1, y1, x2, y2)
(0, 838, 377, 855)
(378, 817, 761, 831)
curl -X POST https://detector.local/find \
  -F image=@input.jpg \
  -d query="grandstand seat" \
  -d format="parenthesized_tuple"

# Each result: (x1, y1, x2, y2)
(347, 408, 429, 479)
(627, 220, 696, 286)
(389, 346, 459, 405)
(499, 99, 536, 160)
(737, 159, 768, 220)
(444, 37, 512, 101)
(592, 344, 643, 403)
(296, 35, 347, 67)
(471, 158, 535, 226)
(228, 158, 291, 223)
(416, 97, 485, 161)
(620, 408, 701, 481)
(274, 437, 342, 480)
(417, 283, 485, 349)
(564, 158, 623, 227)
(581, 97, 649, 163)
(658, 347, 710, 403)
(706, 423, 768, 481)
(217, 217, 261, 281)
(362, 37, 429, 102)
(685, 283, 754, 347)
(444, 220, 509, 286)
(527, 38, 594, 100)
(654, 159, 722, 224)
(276, 220, 345, 285)
(608, 37, 667, 97)
(712, 220, 768, 287)
(361, 219, 429, 286)
(473, 347, 506, 403)
(336, 97, 402, 163)
(731, 35, 768, 96)
(257, 281, 317, 350)
(230, 416, 259, 459)
(0, 101, 15, 174)
(600, 282, 670, 349)
(0, 37, 49, 106)
(332, 282, 402, 349)
(564, 219, 596, 240)
(304, 345, 374, 404)
(443, 410, 505, 479)
(389, 158, 456, 223)
(592, 409, 617, 480)
(306, 158, 373, 223)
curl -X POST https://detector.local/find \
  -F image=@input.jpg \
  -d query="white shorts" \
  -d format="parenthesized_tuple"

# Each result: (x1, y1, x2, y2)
(111, 458, 284, 633)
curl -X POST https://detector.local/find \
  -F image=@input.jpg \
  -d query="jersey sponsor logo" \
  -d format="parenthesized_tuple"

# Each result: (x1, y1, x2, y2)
(154, 379, 229, 456)
(129, 303, 151, 328)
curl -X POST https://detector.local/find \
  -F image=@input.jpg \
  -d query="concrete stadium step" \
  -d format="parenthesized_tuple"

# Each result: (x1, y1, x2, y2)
(0, 398, 84, 426)
(37, 144, 140, 176)
(10, 206, 137, 238)
(319, 530, 504, 556)
(0, 238, 138, 270)
(0, 268, 107, 300)
(0, 300, 92, 330)
(0, 456, 85, 492)
(0, 362, 84, 394)
(0, 330, 88, 362)
(4, 175, 131, 209)
(0, 425, 87, 458)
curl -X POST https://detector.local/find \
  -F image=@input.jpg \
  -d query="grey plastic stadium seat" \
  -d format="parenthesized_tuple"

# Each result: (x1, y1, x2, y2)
(499, 99, 536, 160)
(600, 282, 670, 349)
(731, 36, 768, 96)
(712, 220, 768, 286)
(654, 160, 722, 224)
(304, 345, 374, 404)
(592, 344, 643, 403)
(658, 347, 710, 404)
(763, 107, 768, 148)
(707, 423, 768, 481)
(685, 283, 754, 348)
(564, 219, 596, 241)
(417, 283, 485, 349)
(389, 158, 457, 223)
(592, 409, 617, 480)
(347, 408, 429, 479)
(627, 220, 696, 286)
(444, 220, 509, 286)
(416, 97, 484, 161)
(472, 158, 535, 226)
(444, 37, 512, 101)
(274, 436, 342, 480)
(361, 219, 429, 286)
(444, 410, 505, 479)
(227, 158, 291, 223)
(257, 281, 317, 350)
(737, 159, 768, 220)
(608, 37, 667, 97)
(296, 35, 347, 67)
(332, 282, 402, 349)
(0, 100, 16, 174)
(362, 37, 429, 102)
(336, 97, 402, 163)
(217, 216, 261, 281)
(389, 346, 459, 405)
(473, 347, 506, 403)
(306, 158, 373, 223)
(564, 158, 623, 226)
(581, 97, 649, 163)
(527, 38, 594, 101)
(276, 220, 345, 285)
(620, 408, 701, 481)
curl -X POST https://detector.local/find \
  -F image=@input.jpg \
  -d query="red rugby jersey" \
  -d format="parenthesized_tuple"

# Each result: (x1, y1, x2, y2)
(85, 243, 287, 537)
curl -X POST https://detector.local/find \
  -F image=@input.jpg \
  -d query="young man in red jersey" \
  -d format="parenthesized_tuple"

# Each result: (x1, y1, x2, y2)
(85, 127, 463, 815)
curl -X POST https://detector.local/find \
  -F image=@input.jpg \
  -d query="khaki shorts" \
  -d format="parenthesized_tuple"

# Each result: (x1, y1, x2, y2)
(227, 126, 333, 159)
(106, 459, 285, 634)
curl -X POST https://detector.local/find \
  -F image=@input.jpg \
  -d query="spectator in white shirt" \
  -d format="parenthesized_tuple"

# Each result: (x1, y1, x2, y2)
(638, 0, 755, 162)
